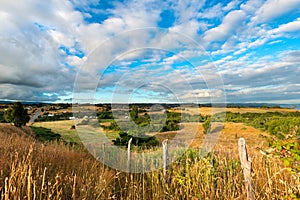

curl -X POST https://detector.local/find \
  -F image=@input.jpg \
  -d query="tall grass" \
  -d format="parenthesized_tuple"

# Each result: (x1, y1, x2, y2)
(0, 128, 299, 199)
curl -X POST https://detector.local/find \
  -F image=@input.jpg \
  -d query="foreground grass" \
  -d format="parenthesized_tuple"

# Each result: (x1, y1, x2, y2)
(0, 126, 299, 199)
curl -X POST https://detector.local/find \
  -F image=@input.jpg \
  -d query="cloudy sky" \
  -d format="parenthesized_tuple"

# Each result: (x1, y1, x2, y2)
(1, 0, 300, 104)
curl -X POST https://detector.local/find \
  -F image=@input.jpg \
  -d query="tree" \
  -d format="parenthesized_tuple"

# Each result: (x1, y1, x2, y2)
(4, 102, 30, 127)
(130, 105, 138, 122)
(202, 117, 211, 134)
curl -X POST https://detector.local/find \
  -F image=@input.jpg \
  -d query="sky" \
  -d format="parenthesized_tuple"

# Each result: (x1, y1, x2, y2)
(0, 0, 300, 104)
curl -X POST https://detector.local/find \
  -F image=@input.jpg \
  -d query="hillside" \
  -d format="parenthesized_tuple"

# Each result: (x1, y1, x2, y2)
(0, 121, 299, 199)
(0, 123, 33, 136)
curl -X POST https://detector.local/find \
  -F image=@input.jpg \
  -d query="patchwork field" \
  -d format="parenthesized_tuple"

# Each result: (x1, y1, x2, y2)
(32, 119, 268, 159)
(2, 106, 297, 199)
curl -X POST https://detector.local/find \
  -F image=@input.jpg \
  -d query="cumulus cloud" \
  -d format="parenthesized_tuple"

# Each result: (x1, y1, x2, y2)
(0, 0, 85, 101)
(252, 0, 300, 24)
(0, 0, 299, 104)
(270, 18, 300, 35)
(203, 10, 247, 43)
(217, 50, 300, 102)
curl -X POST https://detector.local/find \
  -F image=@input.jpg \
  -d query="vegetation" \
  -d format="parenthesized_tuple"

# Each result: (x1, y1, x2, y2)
(31, 120, 81, 144)
(102, 111, 183, 133)
(201, 111, 300, 174)
(0, 130, 299, 199)
(35, 112, 73, 122)
(267, 134, 300, 173)
(203, 111, 300, 137)
(113, 131, 159, 147)
(97, 111, 114, 120)
(0, 111, 4, 122)
(202, 117, 211, 134)
(30, 126, 61, 142)
(130, 105, 139, 122)
(101, 120, 121, 131)
(1, 106, 299, 199)
(4, 102, 29, 127)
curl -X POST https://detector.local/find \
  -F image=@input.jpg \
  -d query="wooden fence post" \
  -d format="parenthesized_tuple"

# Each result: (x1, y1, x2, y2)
(162, 139, 169, 178)
(127, 138, 133, 172)
(238, 138, 255, 200)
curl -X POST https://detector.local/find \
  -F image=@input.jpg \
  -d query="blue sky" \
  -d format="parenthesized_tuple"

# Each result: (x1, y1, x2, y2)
(0, 0, 300, 104)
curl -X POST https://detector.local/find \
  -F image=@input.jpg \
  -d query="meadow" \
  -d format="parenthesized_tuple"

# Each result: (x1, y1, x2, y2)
(0, 106, 299, 199)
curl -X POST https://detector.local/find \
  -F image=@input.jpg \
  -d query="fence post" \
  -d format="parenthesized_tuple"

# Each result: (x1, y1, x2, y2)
(162, 139, 169, 178)
(238, 138, 255, 200)
(127, 138, 133, 172)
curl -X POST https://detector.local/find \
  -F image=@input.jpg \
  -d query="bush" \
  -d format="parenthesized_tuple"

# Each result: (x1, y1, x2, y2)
(97, 111, 113, 119)
(113, 132, 159, 147)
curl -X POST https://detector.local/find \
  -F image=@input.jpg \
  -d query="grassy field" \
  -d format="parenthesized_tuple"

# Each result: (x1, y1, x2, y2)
(1, 106, 299, 199)
(32, 120, 80, 144)
(0, 123, 299, 199)
(155, 122, 267, 153)
(31, 119, 267, 154)
(32, 120, 120, 144)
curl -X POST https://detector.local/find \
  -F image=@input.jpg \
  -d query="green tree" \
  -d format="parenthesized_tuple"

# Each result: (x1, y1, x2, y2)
(130, 105, 139, 122)
(4, 102, 29, 127)
(202, 117, 211, 134)
(113, 131, 159, 147)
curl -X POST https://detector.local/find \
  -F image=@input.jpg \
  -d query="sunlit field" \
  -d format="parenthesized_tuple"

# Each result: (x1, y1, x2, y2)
(1, 112, 299, 200)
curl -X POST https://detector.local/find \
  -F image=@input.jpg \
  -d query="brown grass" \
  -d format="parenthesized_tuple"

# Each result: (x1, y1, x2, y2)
(155, 122, 268, 155)
(0, 123, 299, 199)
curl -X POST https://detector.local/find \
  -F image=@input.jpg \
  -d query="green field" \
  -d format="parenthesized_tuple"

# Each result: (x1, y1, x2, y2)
(32, 120, 120, 144)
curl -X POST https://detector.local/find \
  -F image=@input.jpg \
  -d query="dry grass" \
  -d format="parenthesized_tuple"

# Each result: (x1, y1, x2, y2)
(0, 123, 299, 199)
(155, 122, 268, 155)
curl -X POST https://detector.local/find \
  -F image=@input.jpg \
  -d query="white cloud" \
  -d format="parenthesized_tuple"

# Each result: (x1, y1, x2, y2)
(215, 49, 300, 102)
(0, 0, 85, 101)
(203, 10, 247, 43)
(0, 0, 299, 103)
(171, 0, 206, 23)
(240, 0, 264, 14)
(223, 0, 242, 12)
(270, 18, 300, 34)
(198, 3, 223, 19)
(252, 0, 300, 24)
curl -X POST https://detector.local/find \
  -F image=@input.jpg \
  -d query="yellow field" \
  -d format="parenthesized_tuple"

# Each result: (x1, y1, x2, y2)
(154, 122, 267, 157)
(171, 106, 298, 116)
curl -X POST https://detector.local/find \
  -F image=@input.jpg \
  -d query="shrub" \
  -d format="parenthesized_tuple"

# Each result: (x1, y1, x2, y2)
(112, 132, 159, 147)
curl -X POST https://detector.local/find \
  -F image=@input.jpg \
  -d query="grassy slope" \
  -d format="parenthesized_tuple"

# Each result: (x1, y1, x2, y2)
(0, 123, 299, 199)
